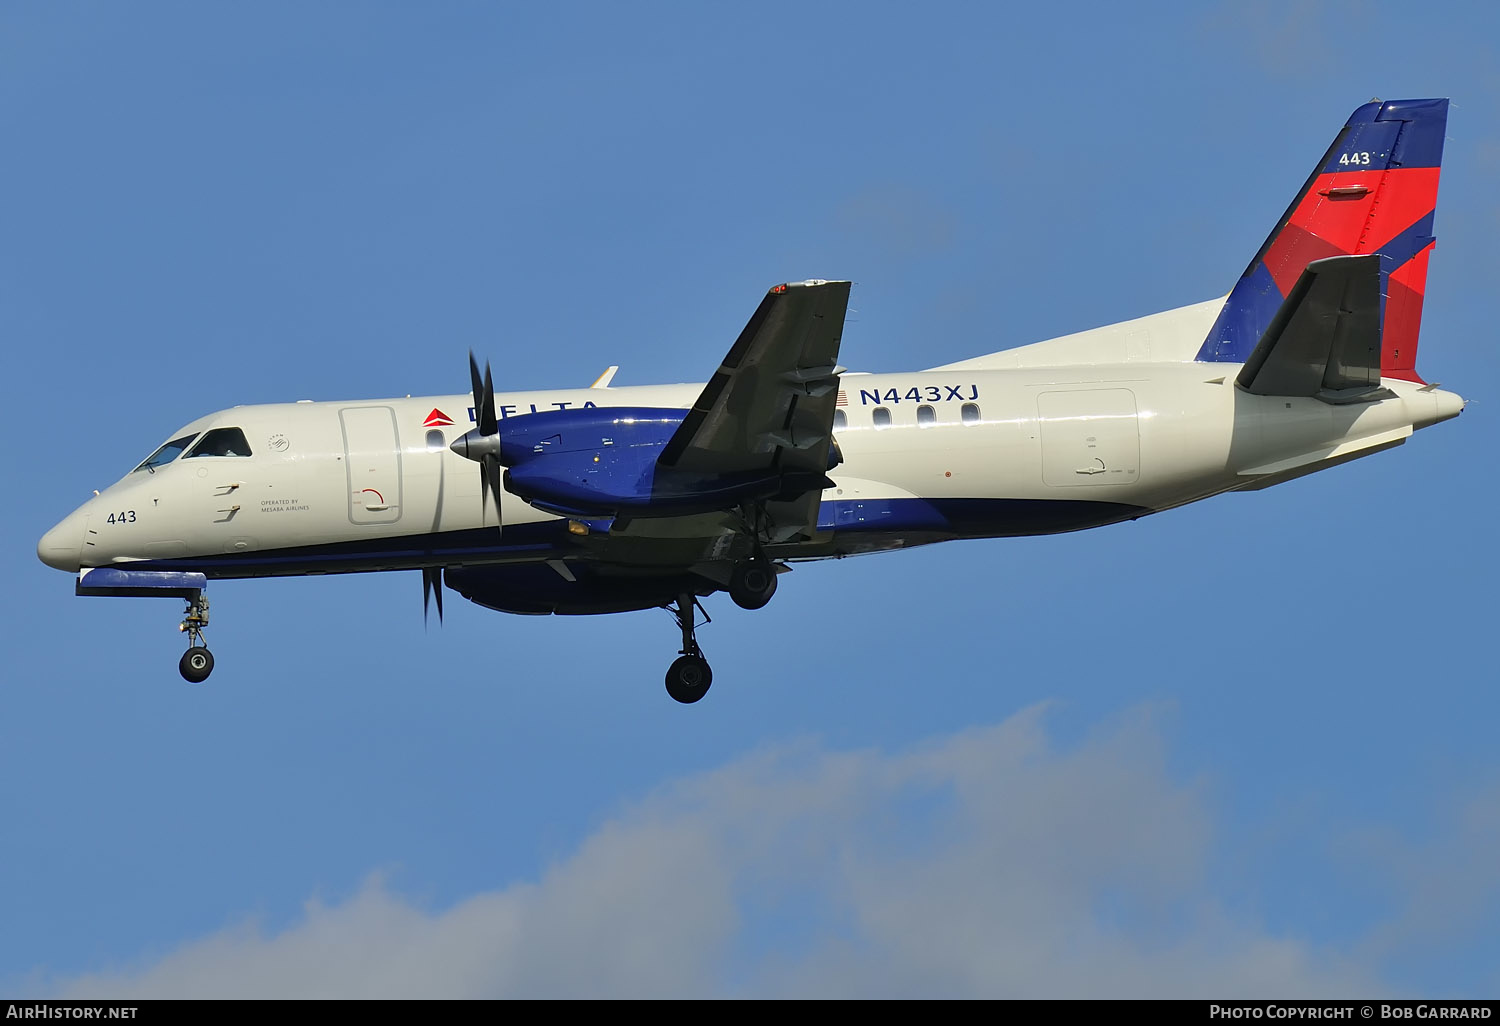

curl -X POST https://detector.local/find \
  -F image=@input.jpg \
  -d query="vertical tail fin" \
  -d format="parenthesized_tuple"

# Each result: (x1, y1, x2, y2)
(1197, 98, 1448, 382)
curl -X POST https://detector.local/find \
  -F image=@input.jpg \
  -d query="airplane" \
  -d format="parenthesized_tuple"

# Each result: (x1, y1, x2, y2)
(38, 97, 1463, 704)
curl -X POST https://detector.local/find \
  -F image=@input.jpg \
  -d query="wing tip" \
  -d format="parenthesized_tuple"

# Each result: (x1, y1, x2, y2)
(769, 279, 851, 294)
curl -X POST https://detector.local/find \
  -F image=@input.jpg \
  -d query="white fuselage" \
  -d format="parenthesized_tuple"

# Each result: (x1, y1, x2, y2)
(37, 364, 1464, 579)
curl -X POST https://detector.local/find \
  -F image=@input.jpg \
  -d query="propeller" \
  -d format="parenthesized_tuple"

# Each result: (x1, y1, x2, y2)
(428, 351, 506, 629)
(451, 351, 505, 533)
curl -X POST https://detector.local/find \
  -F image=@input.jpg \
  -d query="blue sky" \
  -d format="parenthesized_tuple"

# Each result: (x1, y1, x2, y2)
(3, 1, 1498, 998)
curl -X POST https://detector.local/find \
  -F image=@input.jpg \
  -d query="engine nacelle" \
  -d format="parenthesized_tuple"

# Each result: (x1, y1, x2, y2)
(445, 563, 709, 615)
(497, 407, 786, 518)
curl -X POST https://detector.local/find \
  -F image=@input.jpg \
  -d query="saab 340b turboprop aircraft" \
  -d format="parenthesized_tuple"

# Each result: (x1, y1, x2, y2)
(38, 98, 1464, 703)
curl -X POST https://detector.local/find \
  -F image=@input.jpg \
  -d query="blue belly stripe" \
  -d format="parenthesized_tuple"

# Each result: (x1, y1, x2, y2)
(113, 497, 1151, 579)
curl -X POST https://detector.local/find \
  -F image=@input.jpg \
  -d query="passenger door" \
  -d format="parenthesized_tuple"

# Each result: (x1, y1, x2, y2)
(340, 406, 404, 525)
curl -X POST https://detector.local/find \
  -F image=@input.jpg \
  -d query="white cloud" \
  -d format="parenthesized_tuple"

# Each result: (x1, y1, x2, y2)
(58, 704, 1384, 998)
(1346, 779, 1500, 977)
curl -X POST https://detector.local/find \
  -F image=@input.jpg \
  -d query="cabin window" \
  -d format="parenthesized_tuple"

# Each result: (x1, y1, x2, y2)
(426, 429, 446, 451)
(133, 434, 199, 473)
(961, 403, 980, 425)
(872, 407, 892, 429)
(832, 410, 847, 431)
(917, 404, 936, 428)
(185, 427, 253, 458)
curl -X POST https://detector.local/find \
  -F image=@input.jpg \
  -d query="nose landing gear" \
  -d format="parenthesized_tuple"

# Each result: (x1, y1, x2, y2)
(74, 570, 219, 684)
(665, 593, 712, 704)
(177, 594, 213, 683)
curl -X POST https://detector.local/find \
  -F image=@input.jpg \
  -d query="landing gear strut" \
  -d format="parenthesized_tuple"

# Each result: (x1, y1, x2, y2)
(177, 594, 213, 683)
(665, 592, 712, 704)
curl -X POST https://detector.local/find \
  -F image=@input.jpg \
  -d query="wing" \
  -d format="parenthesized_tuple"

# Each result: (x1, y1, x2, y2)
(659, 279, 852, 479)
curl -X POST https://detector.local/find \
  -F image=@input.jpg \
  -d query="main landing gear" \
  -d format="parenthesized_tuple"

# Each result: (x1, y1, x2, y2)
(665, 592, 712, 704)
(728, 556, 777, 610)
(728, 505, 781, 611)
(660, 503, 783, 703)
(177, 594, 214, 683)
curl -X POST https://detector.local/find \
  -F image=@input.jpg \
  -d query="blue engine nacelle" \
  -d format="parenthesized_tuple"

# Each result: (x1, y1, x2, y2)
(445, 563, 709, 615)
(496, 407, 822, 518)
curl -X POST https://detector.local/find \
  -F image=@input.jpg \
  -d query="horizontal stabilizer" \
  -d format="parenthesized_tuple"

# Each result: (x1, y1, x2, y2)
(1236, 255, 1394, 404)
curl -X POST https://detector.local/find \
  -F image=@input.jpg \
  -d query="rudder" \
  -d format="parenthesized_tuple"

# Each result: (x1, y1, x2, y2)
(1197, 98, 1448, 382)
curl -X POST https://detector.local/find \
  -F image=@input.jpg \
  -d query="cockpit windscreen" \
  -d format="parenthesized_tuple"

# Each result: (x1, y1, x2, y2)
(184, 427, 252, 458)
(133, 434, 199, 473)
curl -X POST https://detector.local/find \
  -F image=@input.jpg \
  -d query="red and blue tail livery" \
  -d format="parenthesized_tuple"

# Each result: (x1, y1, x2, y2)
(1197, 98, 1447, 382)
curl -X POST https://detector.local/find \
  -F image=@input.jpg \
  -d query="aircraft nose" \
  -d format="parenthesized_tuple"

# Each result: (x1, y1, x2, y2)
(37, 512, 84, 573)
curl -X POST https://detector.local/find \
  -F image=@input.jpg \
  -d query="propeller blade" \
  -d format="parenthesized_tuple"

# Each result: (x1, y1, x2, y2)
(469, 352, 497, 436)
(480, 363, 497, 436)
(468, 350, 486, 425)
(483, 454, 504, 534)
(422, 566, 445, 627)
